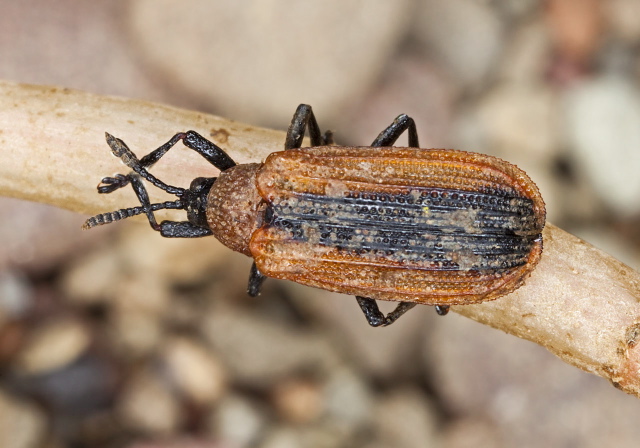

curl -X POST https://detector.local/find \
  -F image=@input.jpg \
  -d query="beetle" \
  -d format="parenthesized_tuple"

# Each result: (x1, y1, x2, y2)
(83, 104, 545, 327)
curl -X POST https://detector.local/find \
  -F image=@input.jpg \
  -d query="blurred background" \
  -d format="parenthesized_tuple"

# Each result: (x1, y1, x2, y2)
(1, 0, 640, 447)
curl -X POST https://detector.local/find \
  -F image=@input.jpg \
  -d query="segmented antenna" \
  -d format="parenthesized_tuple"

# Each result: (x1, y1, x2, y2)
(105, 133, 186, 196)
(82, 200, 183, 230)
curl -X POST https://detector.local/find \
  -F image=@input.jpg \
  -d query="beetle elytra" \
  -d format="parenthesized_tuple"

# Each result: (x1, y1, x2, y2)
(84, 104, 545, 327)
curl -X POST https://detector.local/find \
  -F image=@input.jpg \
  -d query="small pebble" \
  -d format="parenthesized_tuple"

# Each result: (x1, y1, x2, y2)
(127, 0, 413, 125)
(207, 394, 266, 448)
(161, 336, 226, 406)
(414, 0, 504, 88)
(0, 389, 47, 448)
(372, 388, 440, 448)
(545, 0, 604, 66)
(0, 270, 32, 321)
(14, 317, 90, 375)
(201, 305, 339, 387)
(475, 83, 560, 160)
(62, 246, 120, 306)
(109, 310, 163, 357)
(118, 368, 181, 434)
(498, 20, 551, 83)
(564, 75, 640, 216)
(323, 368, 373, 430)
(441, 417, 502, 448)
(272, 377, 323, 424)
(606, 0, 640, 43)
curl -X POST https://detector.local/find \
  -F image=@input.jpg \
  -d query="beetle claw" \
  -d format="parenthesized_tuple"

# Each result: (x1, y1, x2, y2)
(435, 305, 450, 316)
(97, 174, 131, 194)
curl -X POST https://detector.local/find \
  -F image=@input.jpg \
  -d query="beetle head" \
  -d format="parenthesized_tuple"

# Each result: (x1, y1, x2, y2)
(183, 177, 216, 228)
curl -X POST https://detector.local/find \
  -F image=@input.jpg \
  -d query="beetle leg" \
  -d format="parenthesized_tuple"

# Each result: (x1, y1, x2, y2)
(87, 165, 214, 237)
(285, 104, 331, 150)
(101, 131, 236, 194)
(371, 114, 419, 148)
(125, 175, 214, 238)
(103, 133, 186, 196)
(136, 132, 192, 169)
(179, 130, 237, 170)
(435, 305, 450, 316)
(133, 130, 236, 172)
(127, 173, 213, 237)
(158, 221, 213, 238)
(97, 173, 132, 194)
(323, 129, 334, 145)
(355, 296, 417, 327)
(128, 174, 161, 230)
(247, 262, 267, 297)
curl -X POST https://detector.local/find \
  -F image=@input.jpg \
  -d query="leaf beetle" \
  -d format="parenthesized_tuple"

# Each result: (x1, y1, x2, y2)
(84, 104, 545, 327)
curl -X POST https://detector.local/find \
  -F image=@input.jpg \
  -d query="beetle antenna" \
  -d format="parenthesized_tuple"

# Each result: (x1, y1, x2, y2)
(82, 200, 184, 230)
(105, 133, 186, 196)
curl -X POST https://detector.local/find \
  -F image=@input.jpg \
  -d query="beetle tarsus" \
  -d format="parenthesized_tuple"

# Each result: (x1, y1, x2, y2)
(97, 174, 131, 194)
(322, 130, 334, 145)
(435, 305, 450, 316)
(104, 134, 185, 196)
(247, 262, 267, 296)
(356, 296, 417, 327)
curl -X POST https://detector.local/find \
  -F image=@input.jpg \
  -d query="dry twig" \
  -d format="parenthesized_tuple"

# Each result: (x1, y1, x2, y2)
(2, 80, 640, 396)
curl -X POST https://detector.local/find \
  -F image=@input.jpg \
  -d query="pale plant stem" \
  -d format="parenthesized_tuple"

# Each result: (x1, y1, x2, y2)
(1, 80, 640, 397)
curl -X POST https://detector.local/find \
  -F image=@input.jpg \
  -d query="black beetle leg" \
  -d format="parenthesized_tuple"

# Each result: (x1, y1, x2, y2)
(85, 171, 213, 237)
(129, 176, 212, 239)
(97, 134, 187, 195)
(323, 129, 334, 145)
(158, 221, 213, 238)
(355, 296, 417, 327)
(435, 305, 450, 316)
(135, 130, 236, 173)
(285, 104, 332, 150)
(178, 130, 237, 171)
(247, 262, 267, 297)
(101, 131, 236, 195)
(371, 114, 419, 148)
(129, 174, 161, 230)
